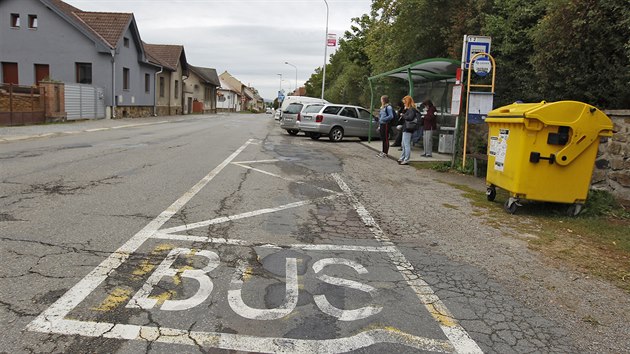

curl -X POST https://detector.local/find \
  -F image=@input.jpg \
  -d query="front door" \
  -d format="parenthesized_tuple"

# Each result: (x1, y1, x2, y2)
(35, 64, 49, 85)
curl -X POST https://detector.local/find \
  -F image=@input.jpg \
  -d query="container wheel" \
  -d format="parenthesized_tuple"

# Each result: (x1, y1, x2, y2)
(486, 186, 497, 201)
(567, 203, 583, 217)
(504, 198, 519, 214)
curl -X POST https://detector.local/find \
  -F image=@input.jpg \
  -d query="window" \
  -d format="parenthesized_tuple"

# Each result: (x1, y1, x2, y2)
(174, 80, 179, 98)
(2, 62, 19, 84)
(144, 73, 150, 93)
(123, 68, 129, 90)
(322, 106, 342, 115)
(123, 37, 129, 48)
(34, 64, 49, 85)
(358, 108, 372, 120)
(28, 15, 37, 29)
(340, 107, 358, 118)
(10, 14, 20, 28)
(159, 77, 165, 97)
(285, 103, 303, 114)
(75, 62, 92, 84)
(304, 104, 324, 114)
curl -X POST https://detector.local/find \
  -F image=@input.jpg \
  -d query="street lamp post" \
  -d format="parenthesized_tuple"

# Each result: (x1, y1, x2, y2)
(321, 0, 329, 100)
(277, 73, 282, 93)
(285, 61, 298, 95)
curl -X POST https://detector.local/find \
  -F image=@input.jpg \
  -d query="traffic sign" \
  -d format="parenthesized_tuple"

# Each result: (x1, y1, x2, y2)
(473, 58, 492, 77)
(462, 35, 491, 69)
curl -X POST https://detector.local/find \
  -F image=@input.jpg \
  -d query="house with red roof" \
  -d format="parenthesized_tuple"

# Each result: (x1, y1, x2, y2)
(0, 0, 161, 118)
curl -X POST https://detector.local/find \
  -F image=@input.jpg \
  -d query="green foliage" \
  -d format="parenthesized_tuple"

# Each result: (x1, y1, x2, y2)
(531, 0, 630, 107)
(304, 0, 630, 109)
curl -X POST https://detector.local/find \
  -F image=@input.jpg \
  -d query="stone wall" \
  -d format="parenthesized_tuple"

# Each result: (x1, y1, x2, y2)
(592, 110, 630, 207)
(114, 106, 153, 118)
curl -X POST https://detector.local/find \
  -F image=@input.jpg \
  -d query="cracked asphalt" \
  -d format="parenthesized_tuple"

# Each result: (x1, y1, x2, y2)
(1, 113, 628, 353)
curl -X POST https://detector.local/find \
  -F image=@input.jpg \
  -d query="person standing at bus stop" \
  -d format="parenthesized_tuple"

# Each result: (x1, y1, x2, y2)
(377, 95, 394, 158)
(422, 99, 437, 157)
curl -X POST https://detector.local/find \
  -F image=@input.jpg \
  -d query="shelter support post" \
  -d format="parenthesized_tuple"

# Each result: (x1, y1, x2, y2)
(369, 79, 374, 142)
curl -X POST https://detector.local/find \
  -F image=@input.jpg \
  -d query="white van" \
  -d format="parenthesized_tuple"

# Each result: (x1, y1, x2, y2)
(277, 96, 328, 120)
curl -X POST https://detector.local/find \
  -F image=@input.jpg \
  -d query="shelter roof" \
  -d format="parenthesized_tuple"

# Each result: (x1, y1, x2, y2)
(369, 58, 460, 83)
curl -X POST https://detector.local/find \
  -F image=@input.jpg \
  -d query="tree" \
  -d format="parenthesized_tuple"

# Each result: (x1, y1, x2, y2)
(531, 0, 630, 108)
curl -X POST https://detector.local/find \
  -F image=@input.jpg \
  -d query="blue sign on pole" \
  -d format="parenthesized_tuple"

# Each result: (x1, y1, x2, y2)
(462, 35, 492, 69)
(278, 91, 285, 102)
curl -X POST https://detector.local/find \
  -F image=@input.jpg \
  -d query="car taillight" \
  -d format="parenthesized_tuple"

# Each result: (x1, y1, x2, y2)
(315, 115, 323, 123)
(297, 113, 301, 121)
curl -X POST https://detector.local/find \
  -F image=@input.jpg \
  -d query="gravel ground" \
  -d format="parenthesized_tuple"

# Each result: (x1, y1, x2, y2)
(340, 141, 630, 353)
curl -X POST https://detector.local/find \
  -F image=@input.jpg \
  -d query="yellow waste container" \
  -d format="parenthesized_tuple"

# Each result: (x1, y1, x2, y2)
(484, 101, 613, 215)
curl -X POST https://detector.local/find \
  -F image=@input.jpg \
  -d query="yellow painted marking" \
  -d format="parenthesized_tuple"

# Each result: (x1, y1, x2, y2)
(91, 288, 132, 312)
(131, 244, 174, 279)
(426, 303, 457, 327)
(242, 266, 254, 281)
(153, 290, 176, 305)
(173, 265, 194, 285)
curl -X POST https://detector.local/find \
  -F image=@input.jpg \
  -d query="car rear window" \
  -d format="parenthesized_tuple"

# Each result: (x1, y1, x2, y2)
(304, 104, 324, 113)
(285, 103, 303, 114)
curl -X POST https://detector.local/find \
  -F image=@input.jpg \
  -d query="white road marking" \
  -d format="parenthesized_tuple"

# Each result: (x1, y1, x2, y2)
(159, 195, 340, 234)
(232, 161, 342, 195)
(26, 139, 254, 332)
(313, 258, 382, 321)
(331, 173, 484, 354)
(126, 248, 219, 311)
(32, 318, 454, 352)
(152, 233, 395, 253)
(228, 258, 299, 320)
(26, 140, 480, 353)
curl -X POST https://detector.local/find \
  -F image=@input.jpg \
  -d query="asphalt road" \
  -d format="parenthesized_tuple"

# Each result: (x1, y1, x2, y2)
(0, 113, 625, 353)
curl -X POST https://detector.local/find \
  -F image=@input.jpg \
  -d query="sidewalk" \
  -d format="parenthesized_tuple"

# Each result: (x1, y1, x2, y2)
(359, 140, 453, 163)
(0, 115, 210, 143)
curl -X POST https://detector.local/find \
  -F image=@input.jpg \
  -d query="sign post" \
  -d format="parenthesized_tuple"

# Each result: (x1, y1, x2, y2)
(462, 52, 496, 169)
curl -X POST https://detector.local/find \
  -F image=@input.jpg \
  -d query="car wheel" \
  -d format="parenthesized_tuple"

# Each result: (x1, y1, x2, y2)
(310, 133, 321, 140)
(287, 129, 299, 136)
(329, 127, 344, 142)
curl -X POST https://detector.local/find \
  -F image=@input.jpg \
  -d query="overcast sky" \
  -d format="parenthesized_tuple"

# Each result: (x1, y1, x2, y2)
(66, 0, 372, 100)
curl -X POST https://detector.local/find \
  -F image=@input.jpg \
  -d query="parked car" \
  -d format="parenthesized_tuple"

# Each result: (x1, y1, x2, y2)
(279, 103, 325, 135)
(279, 102, 303, 135)
(266, 107, 274, 114)
(299, 104, 378, 142)
(273, 110, 282, 121)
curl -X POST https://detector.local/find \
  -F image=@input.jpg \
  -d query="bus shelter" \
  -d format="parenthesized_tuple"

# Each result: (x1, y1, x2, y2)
(368, 58, 460, 148)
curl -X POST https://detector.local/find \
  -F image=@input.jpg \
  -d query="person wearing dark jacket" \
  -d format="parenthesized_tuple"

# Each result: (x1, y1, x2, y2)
(422, 99, 437, 157)
(391, 101, 404, 148)
(398, 95, 420, 165)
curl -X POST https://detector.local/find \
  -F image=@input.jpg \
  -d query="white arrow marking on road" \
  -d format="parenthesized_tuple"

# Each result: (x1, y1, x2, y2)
(160, 195, 340, 234)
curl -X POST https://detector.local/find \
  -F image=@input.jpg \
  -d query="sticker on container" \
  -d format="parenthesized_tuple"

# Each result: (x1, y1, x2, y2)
(494, 129, 509, 172)
(489, 136, 498, 156)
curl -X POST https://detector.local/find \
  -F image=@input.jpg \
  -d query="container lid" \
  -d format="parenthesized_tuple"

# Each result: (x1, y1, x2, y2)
(487, 101, 547, 118)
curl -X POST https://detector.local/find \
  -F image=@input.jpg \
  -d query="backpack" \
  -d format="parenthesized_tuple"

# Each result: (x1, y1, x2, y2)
(386, 105, 397, 122)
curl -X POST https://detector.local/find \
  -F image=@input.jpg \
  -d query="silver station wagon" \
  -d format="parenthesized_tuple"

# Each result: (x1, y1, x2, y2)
(299, 104, 378, 142)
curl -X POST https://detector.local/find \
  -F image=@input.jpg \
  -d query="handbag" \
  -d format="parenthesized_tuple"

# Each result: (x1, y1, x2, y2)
(404, 109, 420, 131)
